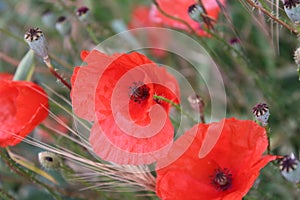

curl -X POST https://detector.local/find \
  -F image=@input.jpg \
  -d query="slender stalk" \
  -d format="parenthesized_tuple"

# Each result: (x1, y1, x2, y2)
(86, 24, 100, 44)
(0, 149, 62, 200)
(43, 57, 72, 90)
(0, 188, 15, 200)
(0, 52, 19, 67)
(0, 28, 25, 43)
(153, 94, 198, 123)
(243, 0, 298, 35)
(265, 124, 271, 154)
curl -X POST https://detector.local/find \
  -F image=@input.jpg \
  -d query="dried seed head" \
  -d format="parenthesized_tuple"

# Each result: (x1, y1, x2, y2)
(279, 153, 298, 173)
(252, 103, 270, 126)
(38, 151, 61, 170)
(55, 16, 71, 36)
(24, 28, 48, 59)
(283, 0, 300, 9)
(279, 153, 300, 183)
(76, 6, 90, 22)
(282, 0, 300, 24)
(188, 4, 204, 23)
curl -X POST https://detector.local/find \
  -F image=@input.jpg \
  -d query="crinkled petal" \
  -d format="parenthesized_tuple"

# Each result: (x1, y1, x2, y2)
(90, 121, 173, 165)
(0, 80, 48, 147)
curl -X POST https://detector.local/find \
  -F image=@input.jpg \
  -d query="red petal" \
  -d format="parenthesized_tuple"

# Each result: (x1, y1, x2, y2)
(0, 73, 13, 80)
(0, 81, 48, 147)
(71, 50, 116, 121)
(150, 0, 226, 36)
(156, 118, 277, 199)
(89, 121, 173, 165)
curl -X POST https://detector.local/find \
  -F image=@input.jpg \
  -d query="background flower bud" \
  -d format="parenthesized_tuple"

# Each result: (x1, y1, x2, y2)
(55, 16, 71, 36)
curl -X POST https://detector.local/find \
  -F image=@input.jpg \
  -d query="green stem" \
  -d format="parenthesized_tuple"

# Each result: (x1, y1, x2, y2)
(203, 27, 249, 64)
(86, 24, 100, 44)
(0, 28, 25, 44)
(153, 95, 198, 123)
(264, 124, 271, 154)
(43, 57, 72, 90)
(0, 188, 15, 200)
(0, 149, 63, 200)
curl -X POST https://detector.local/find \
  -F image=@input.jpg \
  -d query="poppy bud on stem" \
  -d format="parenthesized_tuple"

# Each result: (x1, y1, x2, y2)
(76, 6, 99, 44)
(252, 103, 271, 154)
(24, 28, 71, 90)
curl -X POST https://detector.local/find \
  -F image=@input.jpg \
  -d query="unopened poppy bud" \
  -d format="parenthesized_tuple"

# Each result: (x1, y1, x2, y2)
(55, 16, 71, 36)
(187, 4, 204, 23)
(252, 103, 270, 126)
(279, 153, 300, 183)
(38, 151, 61, 170)
(282, 0, 300, 24)
(76, 6, 90, 22)
(24, 28, 48, 59)
(42, 10, 56, 28)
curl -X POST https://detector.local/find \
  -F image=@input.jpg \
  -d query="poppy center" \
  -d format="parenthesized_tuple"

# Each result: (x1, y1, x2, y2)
(210, 168, 232, 191)
(129, 81, 150, 103)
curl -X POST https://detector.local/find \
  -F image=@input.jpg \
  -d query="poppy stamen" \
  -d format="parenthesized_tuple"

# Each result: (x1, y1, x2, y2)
(210, 168, 232, 191)
(129, 81, 150, 103)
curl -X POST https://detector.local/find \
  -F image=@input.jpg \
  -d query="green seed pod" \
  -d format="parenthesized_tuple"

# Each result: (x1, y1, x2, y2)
(38, 151, 61, 170)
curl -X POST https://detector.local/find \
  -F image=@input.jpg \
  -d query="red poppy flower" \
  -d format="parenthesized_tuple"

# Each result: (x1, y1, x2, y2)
(128, 6, 169, 58)
(150, 0, 226, 36)
(0, 74, 49, 147)
(156, 118, 277, 200)
(71, 50, 180, 165)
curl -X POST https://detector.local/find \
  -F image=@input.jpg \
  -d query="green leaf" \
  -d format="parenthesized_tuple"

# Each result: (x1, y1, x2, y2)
(6, 148, 58, 185)
(13, 50, 35, 81)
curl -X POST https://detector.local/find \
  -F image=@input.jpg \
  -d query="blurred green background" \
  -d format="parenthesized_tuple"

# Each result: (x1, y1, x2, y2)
(0, 0, 299, 199)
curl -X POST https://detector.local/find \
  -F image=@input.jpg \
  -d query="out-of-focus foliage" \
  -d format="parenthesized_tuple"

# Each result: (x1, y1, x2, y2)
(0, 0, 299, 199)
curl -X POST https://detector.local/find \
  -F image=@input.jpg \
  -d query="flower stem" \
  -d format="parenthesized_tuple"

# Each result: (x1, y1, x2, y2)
(86, 24, 100, 44)
(0, 149, 63, 200)
(243, 0, 298, 35)
(264, 124, 271, 154)
(153, 94, 198, 123)
(0, 188, 15, 200)
(43, 57, 72, 90)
